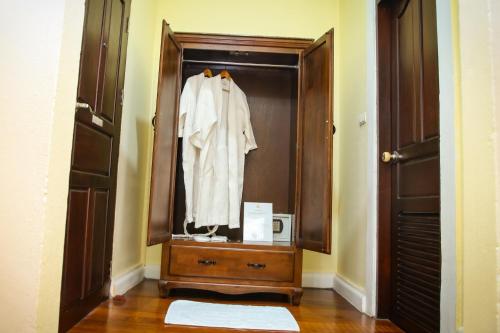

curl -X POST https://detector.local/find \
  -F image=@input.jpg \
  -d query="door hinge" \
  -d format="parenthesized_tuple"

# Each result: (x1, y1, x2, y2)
(126, 17, 130, 33)
(120, 88, 124, 106)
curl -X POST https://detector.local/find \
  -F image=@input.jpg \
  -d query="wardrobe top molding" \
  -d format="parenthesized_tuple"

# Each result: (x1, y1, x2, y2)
(174, 32, 315, 54)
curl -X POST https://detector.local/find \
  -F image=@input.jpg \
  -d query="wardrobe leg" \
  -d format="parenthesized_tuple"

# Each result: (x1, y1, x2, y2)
(290, 288, 303, 306)
(158, 280, 171, 298)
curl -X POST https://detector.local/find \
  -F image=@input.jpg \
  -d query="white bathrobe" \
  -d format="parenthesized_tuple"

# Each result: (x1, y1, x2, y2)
(178, 72, 206, 223)
(190, 75, 257, 229)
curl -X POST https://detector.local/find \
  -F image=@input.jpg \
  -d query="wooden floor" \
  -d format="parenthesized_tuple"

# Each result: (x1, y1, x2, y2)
(71, 279, 403, 333)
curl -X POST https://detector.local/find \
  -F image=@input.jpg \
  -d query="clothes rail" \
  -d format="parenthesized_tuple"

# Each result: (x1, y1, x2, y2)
(182, 59, 298, 69)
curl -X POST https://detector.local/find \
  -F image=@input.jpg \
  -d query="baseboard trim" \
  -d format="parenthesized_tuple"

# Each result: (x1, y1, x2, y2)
(302, 272, 334, 288)
(111, 265, 144, 296)
(144, 264, 161, 279)
(332, 274, 366, 313)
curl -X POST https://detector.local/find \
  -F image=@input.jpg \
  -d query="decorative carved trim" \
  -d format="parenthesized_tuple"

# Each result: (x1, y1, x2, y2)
(158, 279, 303, 305)
(175, 32, 313, 54)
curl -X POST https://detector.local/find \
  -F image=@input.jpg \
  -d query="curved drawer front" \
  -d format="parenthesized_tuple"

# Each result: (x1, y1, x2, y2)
(169, 245, 294, 282)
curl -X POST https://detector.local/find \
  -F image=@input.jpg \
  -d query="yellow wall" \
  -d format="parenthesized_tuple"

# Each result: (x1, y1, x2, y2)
(456, 0, 499, 331)
(145, 0, 341, 275)
(495, 2, 500, 331)
(334, 0, 369, 289)
(0, 1, 85, 332)
(3, 1, 495, 331)
(0, 1, 496, 332)
(155, 0, 338, 38)
(4, 1, 498, 332)
(111, 0, 159, 281)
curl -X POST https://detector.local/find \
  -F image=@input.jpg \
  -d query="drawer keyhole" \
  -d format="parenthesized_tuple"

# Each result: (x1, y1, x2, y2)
(198, 259, 216, 266)
(247, 263, 266, 269)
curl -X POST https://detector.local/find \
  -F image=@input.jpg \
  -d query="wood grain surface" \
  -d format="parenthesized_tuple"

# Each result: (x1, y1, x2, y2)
(70, 280, 403, 333)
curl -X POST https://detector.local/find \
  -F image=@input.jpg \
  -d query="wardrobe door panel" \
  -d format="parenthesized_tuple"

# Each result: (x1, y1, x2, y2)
(298, 29, 334, 254)
(147, 21, 181, 245)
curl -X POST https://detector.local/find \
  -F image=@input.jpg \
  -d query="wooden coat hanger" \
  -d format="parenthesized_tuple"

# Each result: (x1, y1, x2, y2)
(220, 69, 231, 80)
(203, 68, 213, 78)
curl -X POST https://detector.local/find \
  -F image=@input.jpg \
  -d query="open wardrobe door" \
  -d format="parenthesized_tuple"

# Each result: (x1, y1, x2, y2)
(297, 29, 334, 254)
(147, 21, 182, 245)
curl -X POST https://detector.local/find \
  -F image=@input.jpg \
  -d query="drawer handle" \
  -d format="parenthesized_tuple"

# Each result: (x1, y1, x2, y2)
(247, 263, 266, 269)
(198, 259, 216, 266)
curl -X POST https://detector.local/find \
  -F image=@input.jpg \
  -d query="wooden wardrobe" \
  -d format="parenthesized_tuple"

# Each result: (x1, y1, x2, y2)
(146, 21, 334, 305)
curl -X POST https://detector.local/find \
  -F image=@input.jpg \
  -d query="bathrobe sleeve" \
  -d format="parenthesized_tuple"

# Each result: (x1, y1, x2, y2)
(241, 93, 258, 154)
(178, 79, 195, 138)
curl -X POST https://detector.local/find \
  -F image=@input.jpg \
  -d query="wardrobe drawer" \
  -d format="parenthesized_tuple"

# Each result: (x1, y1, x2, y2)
(169, 245, 294, 282)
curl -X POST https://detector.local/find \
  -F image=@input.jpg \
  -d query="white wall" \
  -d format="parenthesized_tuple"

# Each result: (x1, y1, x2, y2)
(0, 0, 165, 330)
(0, 1, 84, 332)
(435, 0, 461, 331)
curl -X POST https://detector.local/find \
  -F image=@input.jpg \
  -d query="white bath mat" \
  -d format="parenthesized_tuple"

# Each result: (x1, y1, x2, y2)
(164, 300, 300, 331)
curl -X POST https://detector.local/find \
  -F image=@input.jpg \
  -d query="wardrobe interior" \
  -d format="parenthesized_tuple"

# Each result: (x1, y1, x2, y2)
(173, 49, 300, 243)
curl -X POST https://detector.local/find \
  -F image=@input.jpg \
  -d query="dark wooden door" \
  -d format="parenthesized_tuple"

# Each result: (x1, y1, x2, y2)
(297, 29, 334, 254)
(59, 0, 130, 331)
(378, 1, 441, 332)
(146, 21, 182, 246)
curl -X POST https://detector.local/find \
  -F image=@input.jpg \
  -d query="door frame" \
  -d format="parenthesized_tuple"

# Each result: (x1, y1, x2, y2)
(372, 0, 458, 332)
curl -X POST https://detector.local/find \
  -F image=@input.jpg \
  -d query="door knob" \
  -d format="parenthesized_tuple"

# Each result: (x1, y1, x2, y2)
(76, 101, 96, 116)
(76, 101, 104, 127)
(381, 151, 403, 163)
